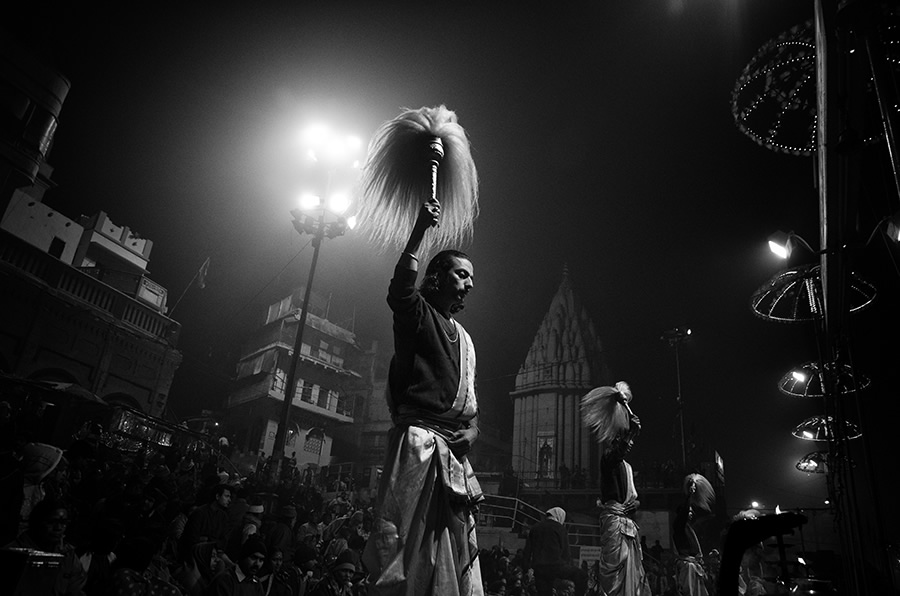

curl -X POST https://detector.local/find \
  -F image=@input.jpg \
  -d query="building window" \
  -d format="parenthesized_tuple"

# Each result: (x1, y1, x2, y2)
(272, 369, 285, 392)
(317, 385, 330, 409)
(288, 378, 301, 402)
(48, 237, 65, 259)
(298, 380, 313, 404)
(266, 296, 292, 324)
(304, 434, 323, 455)
(336, 392, 354, 417)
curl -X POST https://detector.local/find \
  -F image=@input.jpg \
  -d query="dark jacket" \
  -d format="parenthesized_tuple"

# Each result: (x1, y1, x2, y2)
(523, 518, 570, 568)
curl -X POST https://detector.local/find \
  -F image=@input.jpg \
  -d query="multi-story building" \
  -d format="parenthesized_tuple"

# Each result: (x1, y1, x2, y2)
(0, 182, 183, 418)
(0, 38, 182, 428)
(224, 288, 376, 480)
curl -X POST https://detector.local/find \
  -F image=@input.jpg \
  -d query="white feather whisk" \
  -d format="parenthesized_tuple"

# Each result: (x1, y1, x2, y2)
(357, 105, 479, 256)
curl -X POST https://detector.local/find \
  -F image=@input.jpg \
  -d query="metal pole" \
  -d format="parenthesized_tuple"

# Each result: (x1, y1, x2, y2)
(862, 6, 900, 203)
(675, 341, 686, 473)
(271, 211, 326, 485)
(662, 328, 690, 474)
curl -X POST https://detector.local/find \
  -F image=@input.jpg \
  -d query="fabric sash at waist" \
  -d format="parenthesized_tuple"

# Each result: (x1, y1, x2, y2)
(391, 413, 482, 506)
(599, 508, 639, 539)
(392, 410, 469, 439)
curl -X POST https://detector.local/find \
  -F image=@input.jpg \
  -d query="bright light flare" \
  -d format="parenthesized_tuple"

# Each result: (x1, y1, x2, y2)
(768, 230, 793, 259)
(769, 239, 790, 259)
(750, 501, 760, 509)
(299, 193, 321, 211)
(887, 212, 900, 242)
(323, 137, 348, 162)
(798, 556, 807, 565)
(300, 125, 363, 165)
(327, 193, 351, 215)
(775, 505, 782, 514)
(345, 215, 358, 230)
(346, 135, 363, 150)
(792, 370, 807, 383)
(802, 430, 815, 440)
(302, 123, 332, 147)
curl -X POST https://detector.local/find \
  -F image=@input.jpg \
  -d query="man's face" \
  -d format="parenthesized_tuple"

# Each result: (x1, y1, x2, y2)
(240, 552, 265, 577)
(436, 257, 474, 311)
(300, 559, 317, 574)
(270, 552, 284, 573)
(334, 568, 354, 584)
(41, 508, 69, 544)
(217, 489, 232, 508)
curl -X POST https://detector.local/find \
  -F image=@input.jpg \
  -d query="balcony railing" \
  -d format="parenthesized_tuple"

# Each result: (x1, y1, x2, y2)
(477, 494, 603, 546)
(511, 468, 682, 491)
(0, 230, 181, 345)
(289, 385, 354, 422)
(79, 267, 168, 311)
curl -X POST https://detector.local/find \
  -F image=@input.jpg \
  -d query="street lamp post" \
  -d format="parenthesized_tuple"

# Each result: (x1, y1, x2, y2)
(270, 211, 326, 485)
(662, 326, 691, 473)
(268, 125, 360, 488)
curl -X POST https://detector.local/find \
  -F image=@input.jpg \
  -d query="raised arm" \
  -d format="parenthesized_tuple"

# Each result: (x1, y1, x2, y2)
(398, 200, 441, 272)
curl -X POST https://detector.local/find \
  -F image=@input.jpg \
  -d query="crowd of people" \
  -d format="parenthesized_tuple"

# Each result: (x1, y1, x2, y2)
(0, 395, 600, 596)
(1, 392, 768, 596)
(0, 440, 620, 596)
(0, 390, 391, 596)
(481, 526, 686, 596)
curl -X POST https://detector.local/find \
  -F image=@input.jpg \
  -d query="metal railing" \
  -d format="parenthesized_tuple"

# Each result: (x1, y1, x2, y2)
(478, 494, 603, 546)
(0, 230, 181, 345)
(509, 468, 685, 491)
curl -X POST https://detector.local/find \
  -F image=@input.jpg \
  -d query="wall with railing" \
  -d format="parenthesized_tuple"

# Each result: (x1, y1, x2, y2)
(478, 494, 603, 546)
(0, 229, 181, 345)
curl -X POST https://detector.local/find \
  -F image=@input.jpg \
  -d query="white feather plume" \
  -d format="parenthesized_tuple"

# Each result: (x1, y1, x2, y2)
(357, 105, 479, 255)
(684, 473, 715, 512)
(581, 381, 633, 447)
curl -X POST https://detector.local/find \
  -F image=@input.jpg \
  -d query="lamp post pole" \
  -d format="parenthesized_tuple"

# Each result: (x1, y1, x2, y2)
(271, 210, 326, 486)
(663, 327, 690, 473)
(673, 338, 686, 473)
(267, 124, 360, 489)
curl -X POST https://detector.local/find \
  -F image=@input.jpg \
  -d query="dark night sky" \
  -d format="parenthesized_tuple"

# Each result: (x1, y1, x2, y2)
(7, 1, 900, 538)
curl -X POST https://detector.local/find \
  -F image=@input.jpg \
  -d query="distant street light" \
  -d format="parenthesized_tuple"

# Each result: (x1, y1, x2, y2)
(270, 124, 361, 487)
(662, 326, 692, 473)
(767, 230, 818, 260)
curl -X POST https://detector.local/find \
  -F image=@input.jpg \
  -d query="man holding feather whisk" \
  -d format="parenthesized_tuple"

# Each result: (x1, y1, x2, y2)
(356, 105, 483, 596)
(582, 381, 653, 596)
